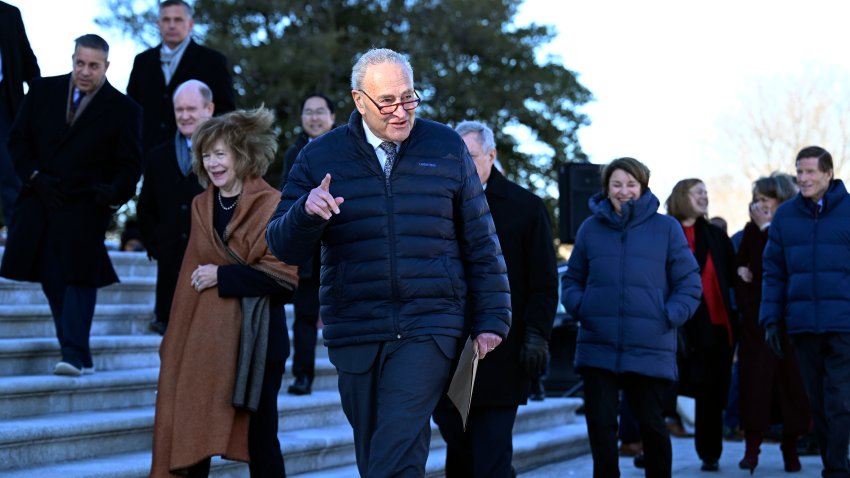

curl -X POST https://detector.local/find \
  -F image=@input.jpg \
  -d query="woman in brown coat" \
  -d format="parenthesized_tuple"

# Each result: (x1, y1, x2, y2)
(735, 173, 811, 473)
(150, 107, 299, 477)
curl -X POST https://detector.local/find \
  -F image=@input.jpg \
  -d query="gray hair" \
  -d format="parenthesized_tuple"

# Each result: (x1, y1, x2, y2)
(159, 0, 193, 18)
(74, 34, 109, 57)
(455, 120, 496, 153)
(350, 48, 414, 90)
(172, 79, 213, 105)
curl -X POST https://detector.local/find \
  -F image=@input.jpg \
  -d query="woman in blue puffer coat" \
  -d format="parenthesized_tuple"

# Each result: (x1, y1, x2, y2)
(561, 157, 701, 478)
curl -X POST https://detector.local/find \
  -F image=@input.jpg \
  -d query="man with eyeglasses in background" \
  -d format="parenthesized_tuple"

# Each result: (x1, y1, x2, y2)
(279, 93, 336, 396)
(266, 48, 511, 477)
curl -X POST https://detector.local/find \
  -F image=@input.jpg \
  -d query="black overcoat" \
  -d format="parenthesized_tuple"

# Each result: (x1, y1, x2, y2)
(471, 168, 558, 407)
(126, 39, 235, 152)
(137, 140, 204, 265)
(0, 1, 40, 118)
(0, 74, 142, 287)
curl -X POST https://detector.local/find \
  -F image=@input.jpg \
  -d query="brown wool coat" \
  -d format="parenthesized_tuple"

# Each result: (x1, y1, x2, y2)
(150, 176, 298, 476)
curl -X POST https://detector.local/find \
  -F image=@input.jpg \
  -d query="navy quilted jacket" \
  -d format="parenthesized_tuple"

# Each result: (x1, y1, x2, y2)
(561, 190, 701, 380)
(266, 110, 511, 346)
(761, 180, 850, 334)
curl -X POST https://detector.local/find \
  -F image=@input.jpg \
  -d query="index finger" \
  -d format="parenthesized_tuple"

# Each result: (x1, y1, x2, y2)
(319, 173, 332, 192)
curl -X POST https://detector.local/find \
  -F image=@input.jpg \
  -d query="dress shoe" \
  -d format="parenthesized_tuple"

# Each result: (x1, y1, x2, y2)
(54, 361, 83, 376)
(148, 320, 167, 336)
(633, 452, 646, 469)
(287, 376, 312, 395)
(738, 456, 757, 474)
(700, 460, 719, 472)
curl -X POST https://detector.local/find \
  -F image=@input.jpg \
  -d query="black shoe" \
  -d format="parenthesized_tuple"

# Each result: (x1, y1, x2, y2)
(700, 460, 719, 472)
(148, 320, 167, 336)
(287, 376, 312, 395)
(633, 452, 646, 469)
(797, 432, 820, 456)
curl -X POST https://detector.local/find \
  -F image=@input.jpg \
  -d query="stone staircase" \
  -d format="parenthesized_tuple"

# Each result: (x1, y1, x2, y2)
(0, 246, 587, 476)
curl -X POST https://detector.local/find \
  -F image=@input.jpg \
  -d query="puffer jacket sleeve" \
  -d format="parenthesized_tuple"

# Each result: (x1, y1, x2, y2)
(266, 149, 330, 266)
(759, 216, 788, 327)
(455, 149, 511, 338)
(562, 221, 590, 318)
(664, 218, 701, 328)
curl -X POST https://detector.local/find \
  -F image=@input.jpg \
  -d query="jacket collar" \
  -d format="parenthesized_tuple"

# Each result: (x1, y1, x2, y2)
(589, 188, 660, 229)
(793, 179, 848, 216)
(485, 167, 508, 199)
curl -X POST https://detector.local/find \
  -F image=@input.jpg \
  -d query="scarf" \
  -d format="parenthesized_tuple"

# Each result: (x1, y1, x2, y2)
(683, 223, 733, 345)
(150, 176, 298, 476)
(160, 36, 191, 85)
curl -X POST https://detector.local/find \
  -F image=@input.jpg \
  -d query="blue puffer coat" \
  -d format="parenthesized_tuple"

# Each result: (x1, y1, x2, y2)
(761, 180, 850, 334)
(266, 110, 511, 347)
(561, 190, 701, 380)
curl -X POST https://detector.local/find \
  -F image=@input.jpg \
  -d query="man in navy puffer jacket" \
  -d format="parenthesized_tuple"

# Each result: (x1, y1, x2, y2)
(761, 146, 850, 478)
(266, 48, 511, 477)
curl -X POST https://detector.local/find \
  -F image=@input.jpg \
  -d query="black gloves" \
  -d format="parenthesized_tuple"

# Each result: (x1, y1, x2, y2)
(521, 328, 549, 377)
(29, 173, 65, 210)
(764, 323, 783, 358)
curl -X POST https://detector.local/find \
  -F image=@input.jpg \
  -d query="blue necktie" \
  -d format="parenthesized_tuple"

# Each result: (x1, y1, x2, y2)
(72, 92, 86, 115)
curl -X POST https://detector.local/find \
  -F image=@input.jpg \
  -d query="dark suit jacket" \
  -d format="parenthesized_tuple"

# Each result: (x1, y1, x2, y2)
(137, 139, 204, 265)
(0, 1, 40, 117)
(472, 168, 558, 407)
(0, 74, 142, 287)
(126, 39, 235, 152)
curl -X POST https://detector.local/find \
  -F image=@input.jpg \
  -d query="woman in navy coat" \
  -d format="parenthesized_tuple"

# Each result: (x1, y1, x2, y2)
(562, 157, 701, 478)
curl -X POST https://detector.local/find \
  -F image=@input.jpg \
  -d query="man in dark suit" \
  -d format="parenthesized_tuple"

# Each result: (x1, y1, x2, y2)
(279, 92, 336, 396)
(0, 0, 40, 229)
(127, 0, 235, 153)
(266, 48, 511, 477)
(0, 34, 142, 376)
(433, 120, 558, 477)
(137, 79, 211, 335)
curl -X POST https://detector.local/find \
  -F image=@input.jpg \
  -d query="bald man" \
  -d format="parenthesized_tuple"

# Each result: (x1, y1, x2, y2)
(138, 79, 213, 334)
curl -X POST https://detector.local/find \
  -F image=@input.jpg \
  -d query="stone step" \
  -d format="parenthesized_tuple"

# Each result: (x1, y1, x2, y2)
(0, 303, 154, 339)
(0, 357, 339, 419)
(292, 421, 590, 478)
(0, 389, 346, 471)
(0, 335, 161, 377)
(0, 247, 157, 280)
(0, 395, 579, 475)
(0, 277, 156, 306)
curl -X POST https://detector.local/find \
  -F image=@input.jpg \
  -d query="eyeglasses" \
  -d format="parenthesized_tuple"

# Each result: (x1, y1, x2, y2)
(358, 90, 421, 115)
(302, 108, 330, 117)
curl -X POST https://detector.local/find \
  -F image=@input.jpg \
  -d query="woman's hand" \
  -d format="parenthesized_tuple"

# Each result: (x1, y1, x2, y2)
(191, 264, 219, 292)
(750, 202, 771, 228)
(737, 266, 753, 283)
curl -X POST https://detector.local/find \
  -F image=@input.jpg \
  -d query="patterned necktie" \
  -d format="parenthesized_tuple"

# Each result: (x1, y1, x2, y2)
(378, 141, 397, 182)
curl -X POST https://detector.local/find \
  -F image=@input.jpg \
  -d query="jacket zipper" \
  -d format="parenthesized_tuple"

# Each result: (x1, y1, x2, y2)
(385, 158, 400, 338)
(617, 227, 627, 372)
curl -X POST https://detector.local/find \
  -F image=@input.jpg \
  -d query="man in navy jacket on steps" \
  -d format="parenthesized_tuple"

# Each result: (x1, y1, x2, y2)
(266, 48, 511, 477)
(761, 145, 850, 478)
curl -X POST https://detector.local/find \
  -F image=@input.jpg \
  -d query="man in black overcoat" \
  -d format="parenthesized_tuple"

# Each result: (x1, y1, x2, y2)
(126, 0, 235, 153)
(137, 79, 211, 334)
(0, 0, 40, 228)
(433, 120, 559, 477)
(279, 92, 336, 395)
(0, 34, 142, 376)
